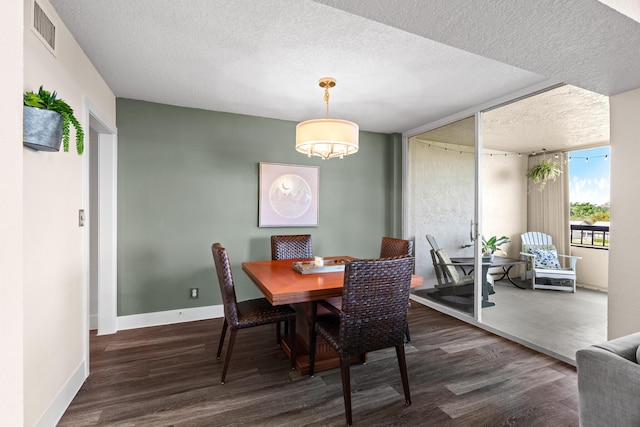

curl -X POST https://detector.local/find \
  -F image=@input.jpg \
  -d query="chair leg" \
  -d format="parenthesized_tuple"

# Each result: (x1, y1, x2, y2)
(531, 271, 536, 290)
(309, 302, 317, 377)
(216, 318, 228, 359)
(395, 345, 411, 406)
(220, 328, 237, 384)
(289, 318, 296, 370)
(340, 358, 353, 426)
(404, 325, 411, 343)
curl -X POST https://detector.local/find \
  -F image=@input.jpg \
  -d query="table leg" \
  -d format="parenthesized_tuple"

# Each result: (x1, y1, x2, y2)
(482, 264, 495, 307)
(503, 265, 526, 289)
(278, 300, 361, 375)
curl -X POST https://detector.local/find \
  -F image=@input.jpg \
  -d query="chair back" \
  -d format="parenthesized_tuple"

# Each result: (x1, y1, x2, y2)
(426, 234, 441, 251)
(521, 232, 559, 269)
(433, 248, 461, 284)
(271, 234, 313, 260)
(211, 243, 240, 326)
(429, 249, 447, 286)
(338, 256, 414, 356)
(380, 237, 414, 258)
(521, 231, 553, 247)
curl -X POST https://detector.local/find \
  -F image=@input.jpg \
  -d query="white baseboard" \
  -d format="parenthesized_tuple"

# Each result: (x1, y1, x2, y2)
(36, 360, 87, 427)
(117, 305, 224, 331)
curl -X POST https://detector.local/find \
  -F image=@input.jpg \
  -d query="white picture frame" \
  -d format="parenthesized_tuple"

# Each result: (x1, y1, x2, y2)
(259, 162, 319, 227)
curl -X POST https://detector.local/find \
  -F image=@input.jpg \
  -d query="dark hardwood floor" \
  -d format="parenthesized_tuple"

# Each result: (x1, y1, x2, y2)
(59, 303, 578, 426)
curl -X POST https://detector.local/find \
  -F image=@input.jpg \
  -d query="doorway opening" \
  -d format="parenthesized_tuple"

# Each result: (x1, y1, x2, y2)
(84, 98, 118, 376)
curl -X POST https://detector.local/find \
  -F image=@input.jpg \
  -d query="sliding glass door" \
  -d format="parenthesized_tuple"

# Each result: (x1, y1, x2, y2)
(407, 115, 483, 318)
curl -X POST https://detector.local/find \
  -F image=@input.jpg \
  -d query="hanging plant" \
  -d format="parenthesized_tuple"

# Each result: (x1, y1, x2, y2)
(527, 158, 561, 191)
(23, 86, 84, 154)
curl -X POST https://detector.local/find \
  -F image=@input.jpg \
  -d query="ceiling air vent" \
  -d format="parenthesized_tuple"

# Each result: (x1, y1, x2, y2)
(33, 1, 56, 52)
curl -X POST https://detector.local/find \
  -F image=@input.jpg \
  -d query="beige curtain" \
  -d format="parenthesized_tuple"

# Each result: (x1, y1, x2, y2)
(527, 152, 570, 259)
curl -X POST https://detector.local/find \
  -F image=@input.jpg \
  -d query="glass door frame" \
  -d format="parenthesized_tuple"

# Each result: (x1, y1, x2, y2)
(402, 110, 484, 322)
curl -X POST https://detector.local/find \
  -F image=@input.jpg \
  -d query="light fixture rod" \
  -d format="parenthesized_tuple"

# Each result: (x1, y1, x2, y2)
(319, 77, 335, 119)
(324, 87, 330, 119)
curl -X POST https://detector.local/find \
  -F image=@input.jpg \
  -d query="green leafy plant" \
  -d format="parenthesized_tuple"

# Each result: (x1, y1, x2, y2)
(482, 235, 510, 256)
(526, 159, 561, 191)
(23, 86, 84, 154)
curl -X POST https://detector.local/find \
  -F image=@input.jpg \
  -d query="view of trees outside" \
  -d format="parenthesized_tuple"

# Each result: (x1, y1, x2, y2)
(570, 201, 610, 223)
(569, 146, 610, 246)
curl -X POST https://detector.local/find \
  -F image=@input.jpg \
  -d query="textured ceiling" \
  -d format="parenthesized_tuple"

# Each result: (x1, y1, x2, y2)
(316, 0, 640, 96)
(49, 0, 625, 150)
(413, 85, 610, 153)
(483, 85, 609, 152)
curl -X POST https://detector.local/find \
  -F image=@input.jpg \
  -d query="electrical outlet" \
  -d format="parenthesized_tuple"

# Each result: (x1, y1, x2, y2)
(190, 288, 199, 299)
(78, 209, 85, 227)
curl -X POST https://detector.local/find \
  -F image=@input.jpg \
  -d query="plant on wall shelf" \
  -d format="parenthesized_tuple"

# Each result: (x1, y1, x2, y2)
(23, 86, 84, 154)
(526, 158, 561, 191)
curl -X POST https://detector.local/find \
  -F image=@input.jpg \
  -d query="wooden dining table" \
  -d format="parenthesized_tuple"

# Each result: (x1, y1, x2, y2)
(242, 256, 423, 374)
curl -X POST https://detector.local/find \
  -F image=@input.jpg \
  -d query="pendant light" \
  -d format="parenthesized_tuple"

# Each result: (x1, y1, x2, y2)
(295, 77, 359, 160)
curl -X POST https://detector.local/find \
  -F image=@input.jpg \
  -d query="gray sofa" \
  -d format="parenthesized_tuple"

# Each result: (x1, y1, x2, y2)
(576, 332, 640, 427)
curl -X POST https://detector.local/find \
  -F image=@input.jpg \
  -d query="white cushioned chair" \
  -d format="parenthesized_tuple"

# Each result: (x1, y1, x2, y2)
(519, 231, 580, 292)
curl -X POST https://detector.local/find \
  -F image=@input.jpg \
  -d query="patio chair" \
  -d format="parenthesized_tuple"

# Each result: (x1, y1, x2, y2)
(520, 231, 581, 292)
(426, 234, 491, 289)
(425, 234, 495, 307)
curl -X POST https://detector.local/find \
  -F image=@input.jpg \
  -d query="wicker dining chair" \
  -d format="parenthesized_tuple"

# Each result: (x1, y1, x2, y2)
(380, 236, 414, 342)
(270, 234, 313, 260)
(379, 236, 414, 258)
(211, 243, 297, 384)
(309, 255, 414, 426)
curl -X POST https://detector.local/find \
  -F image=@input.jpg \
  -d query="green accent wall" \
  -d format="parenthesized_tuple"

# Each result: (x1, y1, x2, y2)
(116, 98, 403, 315)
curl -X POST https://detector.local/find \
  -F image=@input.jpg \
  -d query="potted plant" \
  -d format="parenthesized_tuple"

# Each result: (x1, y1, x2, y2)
(23, 86, 84, 154)
(482, 235, 510, 258)
(526, 158, 561, 191)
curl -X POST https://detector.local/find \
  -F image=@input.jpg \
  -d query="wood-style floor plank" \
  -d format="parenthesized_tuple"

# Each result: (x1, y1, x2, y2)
(59, 303, 578, 426)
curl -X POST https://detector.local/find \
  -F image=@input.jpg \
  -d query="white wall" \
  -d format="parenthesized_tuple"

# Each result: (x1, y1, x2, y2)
(0, 1, 25, 425)
(608, 87, 640, 339)
(407, 139, 475, 284)
(22, 0, 115, 425)
(572, 246, 609, 291)
(482, 150, 529, 260)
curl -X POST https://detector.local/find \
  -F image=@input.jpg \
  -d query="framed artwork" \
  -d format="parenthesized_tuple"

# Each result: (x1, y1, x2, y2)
(259, 162, 319, 227)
